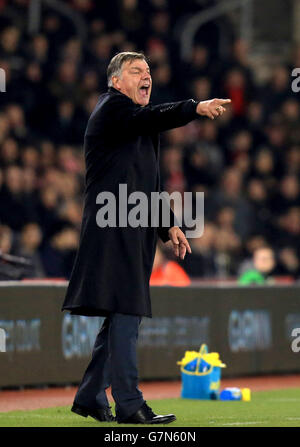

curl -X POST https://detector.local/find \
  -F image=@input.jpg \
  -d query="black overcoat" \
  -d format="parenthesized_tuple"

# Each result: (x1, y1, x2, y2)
(62, 87, 199, 318)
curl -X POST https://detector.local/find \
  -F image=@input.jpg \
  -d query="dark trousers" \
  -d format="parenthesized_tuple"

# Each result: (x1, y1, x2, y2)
(73, 312, 145, 422)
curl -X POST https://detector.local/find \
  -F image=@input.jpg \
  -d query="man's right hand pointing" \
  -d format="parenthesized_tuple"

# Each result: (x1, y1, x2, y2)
(196, 98, 231, 120)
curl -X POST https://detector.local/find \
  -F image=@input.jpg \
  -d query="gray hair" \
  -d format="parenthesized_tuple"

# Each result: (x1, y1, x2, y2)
(107, 51, 147, 87)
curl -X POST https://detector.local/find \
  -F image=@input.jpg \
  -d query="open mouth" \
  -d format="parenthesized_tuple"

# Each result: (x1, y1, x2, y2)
(139, 85, 150, 98)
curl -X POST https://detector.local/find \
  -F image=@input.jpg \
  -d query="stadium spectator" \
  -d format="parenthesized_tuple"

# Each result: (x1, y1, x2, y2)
(0, 165, 30, 230)
(277, 246, 300, 280)
(14, 222, 45, 278)
(40, 222, 79, 278)
(238, 233, 269, 275)
(0, 1, 298, 282)
(150, 244, 191, 286)
(0, 224, 14, 255)
(270, 175, 300, 215)
(238, 245, 276, 285)
(181, 222, 217, 278)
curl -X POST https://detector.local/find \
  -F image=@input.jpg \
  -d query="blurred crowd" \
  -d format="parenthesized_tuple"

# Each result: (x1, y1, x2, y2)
(0, 0, 299, 281)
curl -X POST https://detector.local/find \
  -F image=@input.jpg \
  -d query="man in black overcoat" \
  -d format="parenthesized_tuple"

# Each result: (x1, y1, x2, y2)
(62, 52, 230, 424)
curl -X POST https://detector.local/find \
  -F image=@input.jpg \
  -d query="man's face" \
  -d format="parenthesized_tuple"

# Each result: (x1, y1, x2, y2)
(113, 59, 152, 106)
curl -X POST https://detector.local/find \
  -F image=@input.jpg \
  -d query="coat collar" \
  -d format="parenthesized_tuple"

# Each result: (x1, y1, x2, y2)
(108, 86, 121, 94)
(108, 87, 130, 99)
(108, 87, 153, 107)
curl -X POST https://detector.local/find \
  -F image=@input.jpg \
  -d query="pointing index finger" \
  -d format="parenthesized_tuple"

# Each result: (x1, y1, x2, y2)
(219, 99, 231, 104)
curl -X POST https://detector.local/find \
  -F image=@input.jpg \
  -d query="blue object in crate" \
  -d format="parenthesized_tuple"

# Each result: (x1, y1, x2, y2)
(184, 358, 210, 373)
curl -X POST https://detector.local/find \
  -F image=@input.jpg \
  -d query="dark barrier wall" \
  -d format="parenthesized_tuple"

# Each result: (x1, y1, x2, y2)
(0, 282, 300, 387)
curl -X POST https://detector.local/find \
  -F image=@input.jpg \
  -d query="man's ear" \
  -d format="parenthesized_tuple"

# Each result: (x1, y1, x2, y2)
(112, 76, 121, 91)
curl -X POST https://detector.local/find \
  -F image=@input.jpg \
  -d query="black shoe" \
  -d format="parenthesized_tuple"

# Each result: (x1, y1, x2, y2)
(120, 402, 176, 425)
(71, 403, 116, 422)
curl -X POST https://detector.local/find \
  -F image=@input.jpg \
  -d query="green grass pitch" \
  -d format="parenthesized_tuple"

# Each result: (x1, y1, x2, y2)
(1, 388, 300, 427)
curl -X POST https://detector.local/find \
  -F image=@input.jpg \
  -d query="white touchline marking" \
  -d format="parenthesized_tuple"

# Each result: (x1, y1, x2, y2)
(221, 421, 267, 426)
(286, 417, 300, 421)
(268, 398, 300, 402)
(209, 417, 235, 421)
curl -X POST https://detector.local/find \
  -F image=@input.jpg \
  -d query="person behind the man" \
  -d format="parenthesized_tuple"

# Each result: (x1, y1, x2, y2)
(238, 245, 276, 285)
(62, 52, 230, 424)
(150, 243, 191, 286)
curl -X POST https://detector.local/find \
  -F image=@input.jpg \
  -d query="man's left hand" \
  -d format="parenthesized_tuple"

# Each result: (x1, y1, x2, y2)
(168, 226, 192, 260)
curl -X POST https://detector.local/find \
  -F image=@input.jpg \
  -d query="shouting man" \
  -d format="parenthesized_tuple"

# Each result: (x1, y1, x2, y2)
(62, 52, 230, 424)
